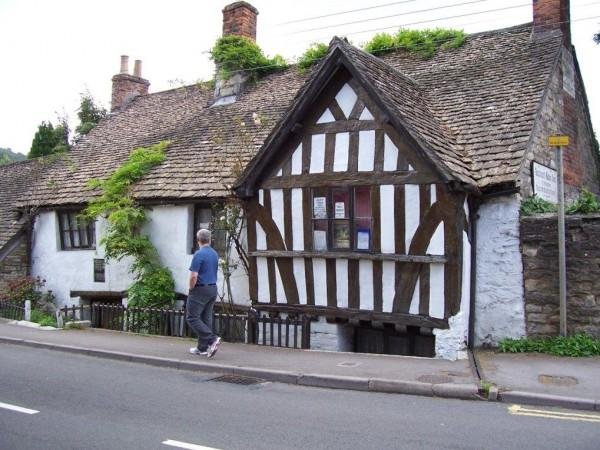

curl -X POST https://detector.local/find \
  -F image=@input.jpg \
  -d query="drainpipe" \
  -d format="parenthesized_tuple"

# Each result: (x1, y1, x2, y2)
(468, 198, 480, 350)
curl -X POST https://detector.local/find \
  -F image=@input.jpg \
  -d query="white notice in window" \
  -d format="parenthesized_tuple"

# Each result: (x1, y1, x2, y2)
(334, 202, 345, 218)
(357, 230, 370, 250)
(314, 230, 327, 250)
(313, 197, 327, 219)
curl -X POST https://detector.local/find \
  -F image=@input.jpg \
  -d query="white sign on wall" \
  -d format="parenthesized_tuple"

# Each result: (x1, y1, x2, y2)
(532, 161, 558, 203)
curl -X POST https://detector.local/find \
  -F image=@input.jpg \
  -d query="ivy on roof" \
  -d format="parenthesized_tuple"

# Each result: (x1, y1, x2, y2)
(363, 28, 466, 58)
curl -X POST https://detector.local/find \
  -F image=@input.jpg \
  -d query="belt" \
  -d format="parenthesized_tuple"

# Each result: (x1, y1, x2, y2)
(198, 283, 216, 286)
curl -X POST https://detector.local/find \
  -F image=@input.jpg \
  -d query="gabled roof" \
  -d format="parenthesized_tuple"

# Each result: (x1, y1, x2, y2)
(237, 24, 564, 194)
(236, 36, 479, 196)
(12, 23, 564, 214)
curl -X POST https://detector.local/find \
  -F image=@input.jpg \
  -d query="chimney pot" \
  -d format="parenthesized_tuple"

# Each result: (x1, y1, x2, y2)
(222, 1, 258, 41)
(120, 55, 129, 74)
(134, 60, 142, 78)
(111, 55, 150, 112)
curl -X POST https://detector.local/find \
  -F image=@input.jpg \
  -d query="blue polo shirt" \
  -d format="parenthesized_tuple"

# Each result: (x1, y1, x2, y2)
(189, 246, 219, 286)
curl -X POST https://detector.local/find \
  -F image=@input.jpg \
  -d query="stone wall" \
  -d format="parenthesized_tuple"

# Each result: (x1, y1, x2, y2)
(0, 234, 29, 293)
(521, 213, 600, 338)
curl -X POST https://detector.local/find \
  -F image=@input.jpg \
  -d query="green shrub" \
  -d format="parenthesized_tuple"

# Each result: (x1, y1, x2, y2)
(297, 43, 329, 73)
(210, 35, 288, 80)
(362, 33, 397, 55)
(566, 189, 600, 214)
(362, 28, 466, 58)
(499, 334, 600, 357)
(30, 309, 57, 327)
(520, 195, 557, 216)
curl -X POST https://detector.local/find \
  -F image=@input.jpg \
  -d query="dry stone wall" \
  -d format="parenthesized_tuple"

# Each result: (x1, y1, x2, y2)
(521, 213, 600, 338)
(0, 234, 28, 293)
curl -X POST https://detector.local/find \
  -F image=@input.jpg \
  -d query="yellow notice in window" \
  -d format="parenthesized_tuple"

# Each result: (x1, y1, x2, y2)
(548, 135, 569, 146)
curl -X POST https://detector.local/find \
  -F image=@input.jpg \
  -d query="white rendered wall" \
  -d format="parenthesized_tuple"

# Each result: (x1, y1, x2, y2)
(31, 205, 249, 308)
(434, 231, 471, 360)
(475, 195, 525, 346)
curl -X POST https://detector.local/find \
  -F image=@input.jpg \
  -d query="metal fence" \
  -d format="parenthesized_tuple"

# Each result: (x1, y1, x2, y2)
(58, 304, 310, 349)
(0, 301, 25, 321)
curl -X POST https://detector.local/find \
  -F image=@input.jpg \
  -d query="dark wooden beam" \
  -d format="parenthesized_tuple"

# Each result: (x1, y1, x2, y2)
(253, 303, 449, 329)
(248, 250, 446, 263)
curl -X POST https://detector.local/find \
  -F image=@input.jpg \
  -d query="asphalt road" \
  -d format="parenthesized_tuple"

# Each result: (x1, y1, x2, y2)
(1, 343, 599, 450)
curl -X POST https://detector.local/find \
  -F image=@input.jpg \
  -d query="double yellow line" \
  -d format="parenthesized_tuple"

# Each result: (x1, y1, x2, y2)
(508, 404, 600, 423)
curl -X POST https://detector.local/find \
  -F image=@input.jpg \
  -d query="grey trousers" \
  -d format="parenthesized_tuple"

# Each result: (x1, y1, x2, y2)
(186, 285, 218, 350)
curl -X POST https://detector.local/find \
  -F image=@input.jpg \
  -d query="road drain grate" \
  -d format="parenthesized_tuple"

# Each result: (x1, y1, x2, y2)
(209, 374, 265, 385)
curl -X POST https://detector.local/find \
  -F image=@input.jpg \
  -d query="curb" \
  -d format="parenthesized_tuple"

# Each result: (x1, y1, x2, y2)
(0, 335, 481, 402)
(499, 390, 600, 412)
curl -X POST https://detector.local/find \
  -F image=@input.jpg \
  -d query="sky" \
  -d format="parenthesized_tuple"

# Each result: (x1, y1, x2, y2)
(0, 0, 598, 156)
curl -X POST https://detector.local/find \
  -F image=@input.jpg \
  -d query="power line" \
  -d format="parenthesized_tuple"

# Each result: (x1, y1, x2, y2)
(277, 0, 419, 25)
(287, 0, 496, 35)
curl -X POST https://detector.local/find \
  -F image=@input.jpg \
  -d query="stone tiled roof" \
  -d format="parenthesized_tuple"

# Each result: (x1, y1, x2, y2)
(14, 22, 562, 213)
(0, 159, 45, 249)
(379, 24, 562, 188)
(17, 68, 309, 208)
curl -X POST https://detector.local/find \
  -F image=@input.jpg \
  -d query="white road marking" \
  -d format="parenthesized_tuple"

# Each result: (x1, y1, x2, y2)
(508, 404, 600, 423)
(0, 401, 39, 415)
(162, 439, 222, 450)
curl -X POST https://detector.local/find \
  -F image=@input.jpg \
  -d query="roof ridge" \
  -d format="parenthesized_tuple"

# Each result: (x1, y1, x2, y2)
(337, 40, 470, 162)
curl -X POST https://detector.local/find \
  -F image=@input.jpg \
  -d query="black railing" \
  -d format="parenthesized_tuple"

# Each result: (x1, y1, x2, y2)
(248, 310, 311, 349)
(0, 301, 25, 321)
(58, 304, 310, 348)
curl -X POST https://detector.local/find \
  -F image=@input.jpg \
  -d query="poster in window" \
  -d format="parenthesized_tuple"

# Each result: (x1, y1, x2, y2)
(333, 222, 350, 248)
(356, 229, 370, 250)
(334, 202, 346, 219)
(313, 230, 328, 250)
(313, 197, 327, 219)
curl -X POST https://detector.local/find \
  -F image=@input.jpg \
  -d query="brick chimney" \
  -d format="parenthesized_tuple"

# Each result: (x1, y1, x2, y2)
(213, 2, 259, 106)
(533, 0, 570, 42)
(222, 1, 258, 41)
(111, 55, 150, 112)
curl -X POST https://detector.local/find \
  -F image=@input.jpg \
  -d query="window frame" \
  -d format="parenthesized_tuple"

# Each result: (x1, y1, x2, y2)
(191, 204, 227, 255)
(57, 209, 96, 251)
(311, 186, 373, 252)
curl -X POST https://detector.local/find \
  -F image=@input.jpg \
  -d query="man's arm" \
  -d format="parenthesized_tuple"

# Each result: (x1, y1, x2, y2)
(189, 271, 198, 291)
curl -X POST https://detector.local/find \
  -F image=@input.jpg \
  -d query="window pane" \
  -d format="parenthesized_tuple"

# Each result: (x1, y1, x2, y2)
(332, 189, 349, 219)
(354, 187, 371, 218)
(63, 232, 72, 249)
(61, 213, 70, 231)
(313, 219, 328, 250)
(333, 220, 350, 249)
(195, 207, 212, 231)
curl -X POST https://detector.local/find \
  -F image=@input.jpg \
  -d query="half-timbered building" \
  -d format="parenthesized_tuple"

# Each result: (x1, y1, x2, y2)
(235, 39, 476, 357)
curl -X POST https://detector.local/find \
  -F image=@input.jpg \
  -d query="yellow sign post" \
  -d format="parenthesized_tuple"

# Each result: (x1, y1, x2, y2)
(548, 134, 569, 337)
(548, 135, 569, 147)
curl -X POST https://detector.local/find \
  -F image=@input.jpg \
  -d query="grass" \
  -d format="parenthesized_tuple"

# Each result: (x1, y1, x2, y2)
(499, 333, 600, 357)
(29, 309, 57, 327)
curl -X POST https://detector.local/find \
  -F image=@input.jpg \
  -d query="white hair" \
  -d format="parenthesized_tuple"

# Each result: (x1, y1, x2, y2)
(196, 228, 211, 244)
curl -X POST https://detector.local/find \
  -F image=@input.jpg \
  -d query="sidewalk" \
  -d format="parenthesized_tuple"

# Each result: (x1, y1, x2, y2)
(1, 319, 599, 410)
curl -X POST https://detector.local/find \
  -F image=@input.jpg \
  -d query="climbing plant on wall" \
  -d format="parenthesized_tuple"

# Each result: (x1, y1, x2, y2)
(83, 141, 175, 308)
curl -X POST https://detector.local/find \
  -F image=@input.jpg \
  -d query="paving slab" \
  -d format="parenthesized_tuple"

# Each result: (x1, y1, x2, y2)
(475, 349, 600, 401)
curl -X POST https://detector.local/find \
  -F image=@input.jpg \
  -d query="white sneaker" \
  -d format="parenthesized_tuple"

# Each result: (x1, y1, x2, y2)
(189, 347, 208, 356)
(207, 337, 221, 358)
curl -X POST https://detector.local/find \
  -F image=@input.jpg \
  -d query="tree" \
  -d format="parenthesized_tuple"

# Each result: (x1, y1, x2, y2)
(595, 32, 600, 44)
(28, 121, 69, 159)
(0, 147, 26, 165)
(75, 93, 106, 137)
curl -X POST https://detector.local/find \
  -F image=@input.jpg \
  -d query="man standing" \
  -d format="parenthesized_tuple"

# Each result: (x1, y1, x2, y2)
(187, 228, 221, 358)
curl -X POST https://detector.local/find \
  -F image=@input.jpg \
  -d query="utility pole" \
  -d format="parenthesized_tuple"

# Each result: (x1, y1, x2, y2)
(548, 135, 569, 337)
